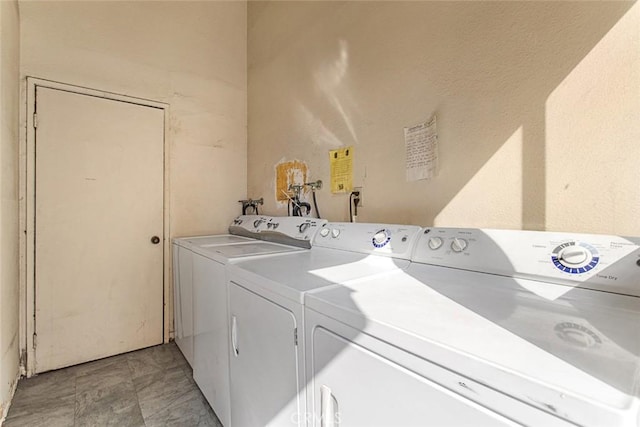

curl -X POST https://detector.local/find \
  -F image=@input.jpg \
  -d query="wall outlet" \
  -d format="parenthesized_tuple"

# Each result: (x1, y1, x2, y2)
(353, 186, 363, 207)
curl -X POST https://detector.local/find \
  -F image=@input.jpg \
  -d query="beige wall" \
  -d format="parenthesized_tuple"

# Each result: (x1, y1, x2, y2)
(18, 0, 246, 364)
(20, 0, 248, 237)
(0, 0, 21, 418)
(248, 1, 639, 236)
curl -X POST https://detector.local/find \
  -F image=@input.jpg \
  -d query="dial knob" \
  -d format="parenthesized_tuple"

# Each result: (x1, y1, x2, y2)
(331, 228, 341, 238)
(372, 229, 391, 248)
(551, 242, 599, 274)
(428, 237, 443, 250)
(253, 219, 262, 228)
(451, 238, 468, 252)
(373, 230, 388, 245)
(557, 246, 589, 265)
(299, 223, 310, 233)
(319, 228, 330, 238)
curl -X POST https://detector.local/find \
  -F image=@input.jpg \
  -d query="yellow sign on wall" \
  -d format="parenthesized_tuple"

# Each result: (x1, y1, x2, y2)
(275, 160, 308, 202)
(329, 147, 353, 193)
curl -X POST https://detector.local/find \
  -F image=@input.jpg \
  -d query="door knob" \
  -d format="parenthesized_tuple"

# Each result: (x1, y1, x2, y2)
(151, 236, 161, 244)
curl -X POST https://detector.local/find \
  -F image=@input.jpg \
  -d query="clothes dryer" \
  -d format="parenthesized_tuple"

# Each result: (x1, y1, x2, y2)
(225, 222, 422, 427)
(304, 228, 640, 426)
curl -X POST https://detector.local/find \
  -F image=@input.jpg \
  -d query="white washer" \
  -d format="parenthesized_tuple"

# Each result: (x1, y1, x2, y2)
(304, 228, 640, 426)
(173, 215, 265, 367)
(172, 215, 325, 427)
(225, 222, 422, 427)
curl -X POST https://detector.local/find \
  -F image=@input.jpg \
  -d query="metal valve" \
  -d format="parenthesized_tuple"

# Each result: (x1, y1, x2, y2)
(239, 198, 264, 215)
(305, 180, 323, 190)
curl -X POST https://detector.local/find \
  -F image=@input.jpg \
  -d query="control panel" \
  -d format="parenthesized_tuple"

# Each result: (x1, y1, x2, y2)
(260, 217, 327, 248)
(229, 215, 327, 249)
(228, 215, 273, 238)
(314, 223, 422, 259)
(413, 228, 640, 297)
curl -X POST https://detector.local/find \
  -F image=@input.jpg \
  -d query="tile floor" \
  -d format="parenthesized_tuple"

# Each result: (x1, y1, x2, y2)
(3, 342, 222, 427)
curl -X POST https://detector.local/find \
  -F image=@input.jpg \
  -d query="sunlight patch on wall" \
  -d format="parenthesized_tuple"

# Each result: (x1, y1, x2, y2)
(435, 127, 523, 228)
(294, 102, 344, 149)
(545, 3, 640, 235)
(313, 40, 359, 144)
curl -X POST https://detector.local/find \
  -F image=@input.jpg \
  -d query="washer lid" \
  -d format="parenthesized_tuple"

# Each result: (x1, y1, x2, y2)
(305, 265, 640, 426)
(174, 234, 256, 248)
(191, 241, 303, 262)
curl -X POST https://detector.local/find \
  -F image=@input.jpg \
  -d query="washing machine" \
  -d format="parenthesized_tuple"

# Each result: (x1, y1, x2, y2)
(172, 215, 324, 427)
(225, 222, 422, 426)
(172, 214, 268, 367)
(304, 228, 640, 426)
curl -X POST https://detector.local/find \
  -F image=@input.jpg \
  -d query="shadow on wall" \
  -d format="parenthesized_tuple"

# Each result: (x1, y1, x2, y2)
(248, 2, 637, 232)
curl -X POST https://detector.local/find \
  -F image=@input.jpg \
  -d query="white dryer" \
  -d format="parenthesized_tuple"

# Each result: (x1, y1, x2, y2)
(304, 228, 640, 426)
(225, 222, 422, 427)
(172, 215, 324, 427)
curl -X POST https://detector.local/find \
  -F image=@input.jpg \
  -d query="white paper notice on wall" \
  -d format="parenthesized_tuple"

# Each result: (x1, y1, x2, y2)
(404, 115, 438, 182)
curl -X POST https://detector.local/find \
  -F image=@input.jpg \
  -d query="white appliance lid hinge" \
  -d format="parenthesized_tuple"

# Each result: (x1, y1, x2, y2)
(294, 327, 298, 346)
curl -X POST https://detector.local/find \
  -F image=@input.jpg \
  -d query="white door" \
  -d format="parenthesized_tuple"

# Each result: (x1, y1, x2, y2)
(229, 282, 300, 427)
(34, 86, 164, 373)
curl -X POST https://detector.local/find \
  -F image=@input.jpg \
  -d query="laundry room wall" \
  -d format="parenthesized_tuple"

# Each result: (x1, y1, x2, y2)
(0, 0, 21, 417)
(247, 1, 640, 236)
(20, 0, 248, 237)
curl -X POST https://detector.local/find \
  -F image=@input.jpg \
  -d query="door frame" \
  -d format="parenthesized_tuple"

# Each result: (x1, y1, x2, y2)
(20, 77, 171, 377)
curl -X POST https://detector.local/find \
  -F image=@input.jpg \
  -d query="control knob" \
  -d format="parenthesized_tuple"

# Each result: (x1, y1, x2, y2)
(428, 237, 443, 250)
(557, 246, 589, 265)
(299, 223, 310, 233)
(451, 238, 468, 253)
(551, 241, 599, 274)
(319, 228, 330, 238)
(331, 228, 341, 238)
(372, 229, 391, 248)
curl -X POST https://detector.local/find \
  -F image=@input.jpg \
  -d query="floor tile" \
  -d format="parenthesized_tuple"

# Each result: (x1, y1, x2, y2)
(4, 368, 76, 424)
(4, 343, 212, 427)
(3, 395, 75, 427)
(143, 389, 222, 427)
(127, 345, 179, 380)
(133, 366, 195, 419)
(72, 353, 130, 380)
(9, 367, 75, 403)
(75, 357, 132, 392)
(169, 344, 195, 379)
(75, 380, 144, 427)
